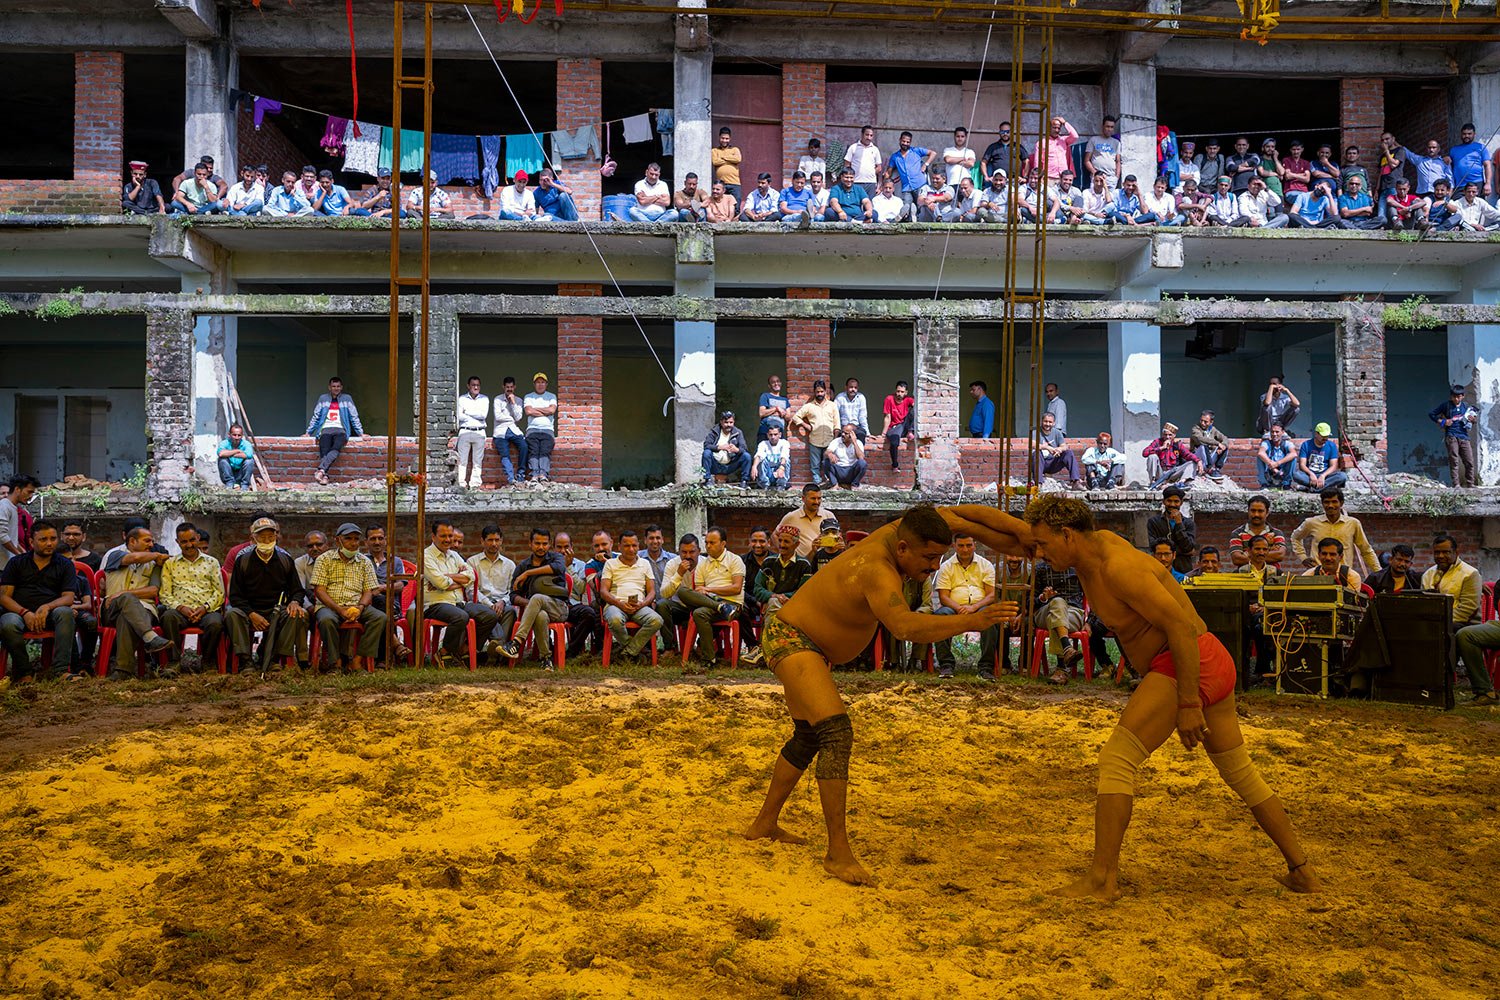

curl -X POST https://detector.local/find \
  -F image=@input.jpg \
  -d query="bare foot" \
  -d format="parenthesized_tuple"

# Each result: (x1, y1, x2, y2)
(1274, 863, 1321, 893)
(823, 853, 876, 886)
(1050, 871, 1122, 902)
(742, 820, 808, 845)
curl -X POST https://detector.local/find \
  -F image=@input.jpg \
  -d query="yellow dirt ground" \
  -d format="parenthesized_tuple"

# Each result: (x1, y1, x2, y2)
(1, 678, 1497, 999)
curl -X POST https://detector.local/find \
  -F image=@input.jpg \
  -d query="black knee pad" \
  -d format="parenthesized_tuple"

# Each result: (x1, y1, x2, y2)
(780, 719, 819, 770)
(813, 713, 853, 781)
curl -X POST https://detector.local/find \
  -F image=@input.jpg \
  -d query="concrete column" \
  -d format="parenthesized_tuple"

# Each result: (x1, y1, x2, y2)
(1107, 316, 1160, 486)
(189, 267, 237, 482)
(1336, 302, 1388, 479)
(145, 307, 196, 499)
(1447, 289, 1500, 485)
(557, 59, 603, 221)
(184, 38, 238, 179)
(1448, 71, 1500, 147)
(673, 7, 712, 191)
(674, 232, 715, 484)
(1109, 60, 1156, 186)
(558, 284, 605, 487)
(415, 302, 459, 481)
(915, 317, 961, 492)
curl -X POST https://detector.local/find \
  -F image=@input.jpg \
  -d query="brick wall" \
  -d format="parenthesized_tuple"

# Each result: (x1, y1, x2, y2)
(555, 285, 604, 486)
(1337, 304, 1387, 476)
(782, 63, 827, 183)
(785, 288, 831, 406)
(557, 58, 603, 221)
(249, 436, 420, 485)
(0, 51, 122, 215)
(236, 106, 311, 178)
(1384, 83, 1450, 153)
(1340, 78, 1385, 158)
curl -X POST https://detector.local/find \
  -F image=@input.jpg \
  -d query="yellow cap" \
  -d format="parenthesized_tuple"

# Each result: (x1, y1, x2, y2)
(532, 372, 549, 382)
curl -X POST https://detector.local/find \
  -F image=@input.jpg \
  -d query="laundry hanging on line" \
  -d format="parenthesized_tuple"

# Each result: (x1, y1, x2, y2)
(552, 125, 599, 161)
(480, 135, 503, 197)
(622, 113, 653, 145)
(342, 120, 381, 175)
(431, 133, 481, 186)
(655, 108, 675, 156)
(505, 132, 546, 179)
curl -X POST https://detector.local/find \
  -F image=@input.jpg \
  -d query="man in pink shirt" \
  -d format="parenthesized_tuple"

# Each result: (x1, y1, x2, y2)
(1028, 116, 1080, 181)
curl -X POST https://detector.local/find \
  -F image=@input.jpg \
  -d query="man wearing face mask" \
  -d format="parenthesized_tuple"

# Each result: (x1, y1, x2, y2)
(310, 524, 389, 672)
(227, 517, 308, 672)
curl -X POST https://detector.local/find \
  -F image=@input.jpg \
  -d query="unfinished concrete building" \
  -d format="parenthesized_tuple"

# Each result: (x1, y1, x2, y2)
(2, 0, 1499, 571)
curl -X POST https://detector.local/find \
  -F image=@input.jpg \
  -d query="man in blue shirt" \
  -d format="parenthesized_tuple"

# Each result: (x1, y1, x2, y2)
(1336, 175, 1382, 230)
(968, 381, 995, 438)
(757, 375, 790, 443)
(534, 168, 579, 221)
(1293, 422, 1347, 491)
(1287, 182, 1344, 229)
(312, 170, 352, 216)
(1406, 138, 1453, 198)
(778, 171, 813, 224)
(1448, 123, 1491, 198)
(1430, 382, 1478, 487)
(887, 131, 937, 216)
(216, 424, 255, 489)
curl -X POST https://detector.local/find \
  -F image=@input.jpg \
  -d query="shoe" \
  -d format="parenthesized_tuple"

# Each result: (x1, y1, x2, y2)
(1471, 691, 1499, 706)
(1047, 667, 1071, 685)
(314, 469, 329, 485)
(716, 601, 738, 621)
(500, 639, 522, 660)
(937, 667, 955, 678)
(434, 650, 462, 670)
(741, 647, 765, 666)
(1059, 646, 1083, 673)
(143, 633, 172, 656)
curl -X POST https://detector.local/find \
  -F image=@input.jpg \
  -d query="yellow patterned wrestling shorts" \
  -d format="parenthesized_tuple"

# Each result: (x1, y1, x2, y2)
(759, 610, 825, 668)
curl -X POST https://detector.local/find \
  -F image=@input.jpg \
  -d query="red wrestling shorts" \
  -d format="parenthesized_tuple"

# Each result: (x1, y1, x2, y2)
(1148, 632, 1237, 707)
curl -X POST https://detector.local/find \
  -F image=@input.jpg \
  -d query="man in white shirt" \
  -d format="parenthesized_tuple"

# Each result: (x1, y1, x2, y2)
(1454, 182, 1500, 231)
(456, 375, 489, 489)
(835, 378, 870, 439)
(1073, 171, 1112, 224)
(224, 163, 265, 216)
(1081, 431, 1125, 489)
(953, 176, 981, 222)
(1141, 177, 1181, 226)
(659, 526, 745, 668)
(628, 162, 673, 222)
(843, 125, 883, 187)
(498, 170, 543, 221)
(822, 424, 868, 489)
(942, 127, 978, 186)
(806, 171, 831, 219)
(752, 425, 792, 490)
(414, 520, 497, 667)
(931, 532, 999, 678)
(469, 524, 520, 660)
(797, 138, 826, 181)
(406, 171, 453, 218)
(491, 376, 528, 487)
(1084, 117, 1121, 190)
(1235, 176, 1288, 228)
(600, 530, 663, 662)
(1206, 175, 1240, 225)
(523, 373, 558, 482)
(870, 178, 906, 223)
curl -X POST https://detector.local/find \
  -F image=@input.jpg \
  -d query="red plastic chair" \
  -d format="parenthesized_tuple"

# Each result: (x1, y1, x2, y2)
(400, 579, 477, 670)
(0, 631, 56, 679)
(93, 569, 169, 679)
(681, 617, 741, 668)
(1359, 583, 1376, 600)
(1484, 581, 1496, 622)
(309, 619, 370, 672)
(600, 620, 659, 667)
(1031, 627, 1093, 680)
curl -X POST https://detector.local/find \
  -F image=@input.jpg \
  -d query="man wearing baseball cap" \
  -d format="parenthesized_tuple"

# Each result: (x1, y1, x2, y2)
(309, 523, 388, 672)
(1292, 422, 1347, 492)
(122, 160, 165, 215)
(523, 373, 558, 482)
(1430, 383, 1479, 488)
(226, 517, 308, 671)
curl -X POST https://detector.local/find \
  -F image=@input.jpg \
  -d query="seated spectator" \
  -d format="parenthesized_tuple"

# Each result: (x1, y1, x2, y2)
(534, 168, 579, 222)
(1234, 534, 1284, 682)
(806, 171, 831, 217)
(977, 169, 1011, 223)
(836, 378, 869, 439)
(1055, 170, 1083, 219)
(224, 163, 265, 217)
(661, 525, 744, 669)
(498, 170, 545, 221)
(1148, 485, 1197, 576)
(822, 424, 868, 489)
(739, 173, 781, 223)
(1205, 175, 1239, 225)
(824, 168, 870, 223)
(1336, 174, 1382, 230)
(216, 423, 255, 489)
(1453, 182, 1500, 231)
(414, 521, 496, 668)
(671, 171, 706, 222)
(810, 518, 845, 573)
(916, 168, 959, 222)
(1081, 431, 1125, 490)
(1108, 174, 1154, 226)
(1073, 171, 1112, 224)
(306, 376, 363, 485)
(1022, 167, 1062, 224)
(1235, 176, 1288, 228)
(1256, 422, 1297, 489)
(351, 168, 404, 218)
(226, 517, 307, 672)
(702, 410, 751, 486)
(1036, 413, 1081, 487)
(870, 178, 906, 223)
(469, 527, 519, 661)
(1287, 181, 1344, 229)
(1340, 145, 1369, 192)
(881, 380, 916, 471)
(312, 169, 354, 216)
(1189, 409, 1229, 481)
(1153, 539, 1187, 583)
(1177, 178, 1210, 226)
(1427, 178, 1459, 231)
(0, 519, 78, 683)
(953, 176, 982, 222)
(599, 530, 662, 663)
(1186, 545, 1223, 578)
(1289, 486, 1379, 577)
(1422, 532, 1481, 626)
(967, 381, 995, 438)
(294, 164, 319, 205)
(1309, 144, 1341, 192)
(101, 526, 173, 679)
(1143, 422, 1200, 487)
(1367, 543, 1421, 594)
(1384, 177, 1428, 230)
(171, 155, 228, 199)
(1228, 494, 1288, 566)
(1301, 537, 1361, 590)
(629, 162, 673, 222)
(1195, 139, 1226, 191)
(308, 524, 387, 672)
(1280, 140, 1311, 206)
(932, 532, 998, 679)
(264, 171, 313, 217)
(365, 524, 409, 621)
(704, 180, 737, 223)
(1141, 176, 1181, 226)
(778, 171, 812, 223)
(1033, 558, 1087, 683)
(169, 162, 225, 215)
(711, 127, 742, 202)
(59, 521, 101, 572)
(797, 137, 826, 182)
(122, 159, 166, 215)
(1293, 422, 1347, 491)
(513, 528, 570, 663)
(752, 525, 812, 616)
(157, 522, 225, 673)
(751, 425, 791, 490)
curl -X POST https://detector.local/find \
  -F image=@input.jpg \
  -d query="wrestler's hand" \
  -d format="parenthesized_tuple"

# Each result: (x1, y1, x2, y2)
(1177, 705, 1209, 750)
(975, 601, 1021, 628)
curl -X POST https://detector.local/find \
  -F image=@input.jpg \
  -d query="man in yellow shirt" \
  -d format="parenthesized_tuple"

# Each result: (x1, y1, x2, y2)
(661, 525, 745, 668)
(158, 522, 226, 672)
(1420, 532, 1481, 626)
(775, 484, 830, 559)
(711, 127, 742, 202)
(932, 531, 999, 678)
(310, 523, 389, 672)
(600, 530, 662, 662)
(790, 380, 840, 488)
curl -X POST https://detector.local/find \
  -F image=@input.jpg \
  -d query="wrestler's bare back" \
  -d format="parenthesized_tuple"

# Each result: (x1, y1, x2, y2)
(776, 527, 905, 665)
(1071, 530, 1207, 669)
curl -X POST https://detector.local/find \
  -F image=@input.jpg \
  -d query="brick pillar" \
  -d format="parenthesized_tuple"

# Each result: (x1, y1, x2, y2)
(915, 317, 961, 492)
(416, 302, 459, 482)
(782, 63, 826, 183)
(557, 283, 604, 486)
(1340, 78, 1384, 161)
(558, 59, 603, 221)
(74, 51, 125, 212)
(1337, 302, 1387, 478)
(145, 307, 195, 498)
(785, 287, 831, 408)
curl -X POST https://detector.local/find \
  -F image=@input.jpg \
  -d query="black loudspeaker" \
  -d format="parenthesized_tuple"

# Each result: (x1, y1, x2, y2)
(1185, 589, 1249, 689)
(1279, 644, 1338, 696)
(1350, 594, 1454, 709)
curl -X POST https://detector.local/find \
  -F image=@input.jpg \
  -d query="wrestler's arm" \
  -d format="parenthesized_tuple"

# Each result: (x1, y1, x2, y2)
(938, 505, 1033, 557)
(1126, 553, 1210, 748)
(865, 561, 1016, 642)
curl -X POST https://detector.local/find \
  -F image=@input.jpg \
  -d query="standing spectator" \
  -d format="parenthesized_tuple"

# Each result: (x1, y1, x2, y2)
(456, 375, 490, 489)
(968, 381, 995, 438)
(1081, 431, 1125, 490)
(1454, 182, 1500, 231)
(1256, 423, 1297, 489)
(101, 526, 173, 678)
(0, 519, 78, 683)
(1044, 382, 1068, 434)
(1147, 486, 1197, 576)
(757, 374, 791, 443)
(797, 138, 826, 182)
(702, 410, 751, 486)
(216, 424, 255, 489)
(523, 373, 557, 483)
(822, 424, 868, 489)
(751, 425, 791, 490)
(1407, 138, 1453, 198)
(498, 170, 541, 221)
(1028, 116, 1079, 180)
(1340, 145, 1370, 193)
(824, 168, 871, 223)
(1384, 177, 1428, 230)
(1256, 375, 1301, 434)
(629, 163, 673, 222)
(305, 376, 364, 485)
(1195, 138, 1227, 190)
(942, 127, 978, 186)
(740, 173, 781, 222)
(1174, 140, 1201, 194)
(224, 163, 265, 217)
(158, 522, 226, 673)
(470, 524, 520, 661)
(1430, 382, 1479, 488)
(776, 484, 831, 558)
(881, 380, 916, 472)
(1226, 137, 1260, 195)
(313, 169, 354, 216)
(1143, 422, 1199, 487)
(491, 376, 528, 487)
(931, 532, 999, 679)
(1083, 115, 1121, 191)
(1448, 123, 1492, 199)
(889, 131, 937, 215)
(309, 524, 387, 673)
(711, 128, 743, 202)
(835, 378, 870, 439)
(1033, 558, 1087, 683)
(1293, 422, 1346, 492)
(534, 168, 580, 222)
(600, 530, 662, 663)
(169, 162, 225, 215)
(1035, 413, 1081, 487)
(844, 125, 883, 188)
(983, 122, 1030, 180)
(226, 517, 307, 672)
(122, 160, 165, 215)
(1257, 138, 1284, 200)
(263, 171, 313, 217)
(704, 180, 737, 223)
(1189, 409, 1229, 481)
(1376, 132, 1409, 198)
(1228, 495, 1288, 566)
(414, 520, 496, 669)
(1309, 143, 1341, 192)
(790, 380, 840, 487)
(1280, 140, 1312, 206)
(1289, 488, 1379, 577)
